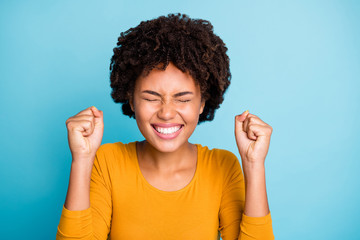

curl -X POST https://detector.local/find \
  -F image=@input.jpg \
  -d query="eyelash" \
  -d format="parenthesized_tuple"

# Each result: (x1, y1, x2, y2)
(144, 98, 190, 103)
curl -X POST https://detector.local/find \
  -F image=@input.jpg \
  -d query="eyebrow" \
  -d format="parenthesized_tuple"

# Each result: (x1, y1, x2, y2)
(141, 90, 193, 97)
(142, 90, 161, 97)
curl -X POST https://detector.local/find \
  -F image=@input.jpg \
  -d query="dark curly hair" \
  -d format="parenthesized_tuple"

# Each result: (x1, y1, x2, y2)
(109, 13, 231, 123)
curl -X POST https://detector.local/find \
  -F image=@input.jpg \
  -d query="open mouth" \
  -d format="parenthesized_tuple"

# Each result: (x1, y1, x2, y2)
(151, 124, 184, 135)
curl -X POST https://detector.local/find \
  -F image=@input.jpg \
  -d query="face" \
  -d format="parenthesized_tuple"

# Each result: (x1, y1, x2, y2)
(130, 62, 205, 153)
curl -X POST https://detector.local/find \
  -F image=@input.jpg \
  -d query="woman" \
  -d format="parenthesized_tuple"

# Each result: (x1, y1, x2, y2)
(57, 13, 274, 240)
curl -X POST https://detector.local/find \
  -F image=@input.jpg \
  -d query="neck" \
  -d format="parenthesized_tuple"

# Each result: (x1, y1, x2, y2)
(137, 140, 196, 173)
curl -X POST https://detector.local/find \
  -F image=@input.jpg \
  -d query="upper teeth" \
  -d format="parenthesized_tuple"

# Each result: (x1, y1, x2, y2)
(155, 126, 181, 135)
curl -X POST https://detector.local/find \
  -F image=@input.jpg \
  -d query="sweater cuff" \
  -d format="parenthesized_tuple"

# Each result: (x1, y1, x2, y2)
(240, 212, 274, 240)
(57, 205, 92, 238)
(242, 211, 272, 225)
(61, 205, 92, 218)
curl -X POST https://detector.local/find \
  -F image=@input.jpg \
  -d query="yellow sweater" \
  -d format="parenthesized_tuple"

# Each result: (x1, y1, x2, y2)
(57, 142, 274, 240)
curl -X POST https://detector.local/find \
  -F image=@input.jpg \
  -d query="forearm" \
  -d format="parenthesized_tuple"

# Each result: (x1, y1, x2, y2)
(64, 160, 93, 211)
(243, 164, 269, 217)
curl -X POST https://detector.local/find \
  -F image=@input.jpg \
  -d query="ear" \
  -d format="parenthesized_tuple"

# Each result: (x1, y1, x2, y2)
(199, 99, 205, 114)
(129, 96, 135, 112)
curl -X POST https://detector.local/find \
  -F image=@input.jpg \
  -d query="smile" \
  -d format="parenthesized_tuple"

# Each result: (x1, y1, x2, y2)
(154, 125, 181, 134)
(151, 124, 184, 139)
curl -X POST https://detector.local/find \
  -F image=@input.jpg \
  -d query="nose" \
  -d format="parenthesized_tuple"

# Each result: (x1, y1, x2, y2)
(157, 101, 176, 121)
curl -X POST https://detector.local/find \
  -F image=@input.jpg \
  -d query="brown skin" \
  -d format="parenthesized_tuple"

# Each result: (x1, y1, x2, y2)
(64, 106, 104, 210)
(63, 62, 273, 219)
(130, 62, 204, 191)
(235, 111, 273, 217)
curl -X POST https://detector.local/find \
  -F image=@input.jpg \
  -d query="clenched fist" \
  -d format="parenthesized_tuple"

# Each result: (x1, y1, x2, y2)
(235, 110, 273, 168)
(65, 106, 104, 163)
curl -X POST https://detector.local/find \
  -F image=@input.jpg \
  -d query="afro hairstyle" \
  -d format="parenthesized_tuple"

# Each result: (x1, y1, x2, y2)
(109, 13, 231, 123)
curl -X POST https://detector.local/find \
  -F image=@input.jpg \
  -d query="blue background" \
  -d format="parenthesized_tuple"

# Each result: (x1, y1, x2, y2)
(1, 0, 359, 239)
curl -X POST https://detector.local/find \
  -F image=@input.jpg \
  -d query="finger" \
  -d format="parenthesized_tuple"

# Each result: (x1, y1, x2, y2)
(66, 115, 95, 128)
(69, 114, 94, 121)
(235, 110, 249, 131)
(237, 110, 249, 122)
(243, 114, 269, 133)
(77, 107, 103, 129)
(91, 108, 104, 129)
(247, 124, 272, 153)
(247, 124, 260, 140)
(243, 114, 251, 133)
(246, 124, 259, 141)
(91, 106, 103, 119)
(245, 113, 268, 126)
(74, 106, 94, 116)
(67, 119, 94, 137)
(247, 124, 272, 139)
(75, 106, 100, 118)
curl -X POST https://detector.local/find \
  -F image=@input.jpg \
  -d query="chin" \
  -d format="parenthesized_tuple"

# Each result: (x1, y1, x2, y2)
(147, 138, 188, 153)
(137, 122, 191, 153)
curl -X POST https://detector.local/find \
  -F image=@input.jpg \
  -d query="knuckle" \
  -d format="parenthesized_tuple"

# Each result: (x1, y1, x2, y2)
(87, 115, 95, 122)
(265, 126, 272, 134)
(66, 121, 75, 129)
(66, 116, 73, 123)
(85, 120, 92, 128)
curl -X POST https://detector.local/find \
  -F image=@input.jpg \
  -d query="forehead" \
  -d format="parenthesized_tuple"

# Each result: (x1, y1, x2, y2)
(135, 63, 200, 93)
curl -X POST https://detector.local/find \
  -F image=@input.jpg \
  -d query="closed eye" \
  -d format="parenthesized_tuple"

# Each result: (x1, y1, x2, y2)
(177, 99, 191, 103)
(144, 98, 160, 102)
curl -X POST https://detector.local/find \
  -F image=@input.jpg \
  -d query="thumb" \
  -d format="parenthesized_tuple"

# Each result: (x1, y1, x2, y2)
(91, 106, 104, 126)
(91, 106, 102, 118)
(235, 110, 251, 158)
(235, 110, 249, 129)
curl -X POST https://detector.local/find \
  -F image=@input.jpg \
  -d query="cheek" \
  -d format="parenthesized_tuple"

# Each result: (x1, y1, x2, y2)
(177, 104, 202, 121)
(134, 102, 157, 119)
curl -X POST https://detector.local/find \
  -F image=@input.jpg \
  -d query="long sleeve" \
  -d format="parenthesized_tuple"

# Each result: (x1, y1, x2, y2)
(218, 152, 274, 240)
(56, 145, 113, 240)
(56, 142, 274, 239)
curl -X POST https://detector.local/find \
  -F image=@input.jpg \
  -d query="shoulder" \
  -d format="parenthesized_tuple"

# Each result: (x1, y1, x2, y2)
(197, 144, 238, 161)
(197, 144, 243, 190)
(97, 141, 136, 155)
(95, 141, 137, 166)
(197, 144, 240, 171)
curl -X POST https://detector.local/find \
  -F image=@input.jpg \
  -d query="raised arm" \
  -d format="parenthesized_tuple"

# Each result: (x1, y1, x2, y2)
(64, 106, 104, 210)
(235, 110, 272, 217)
(234, 110, 274, 239)
(57, 106, 112, 240)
